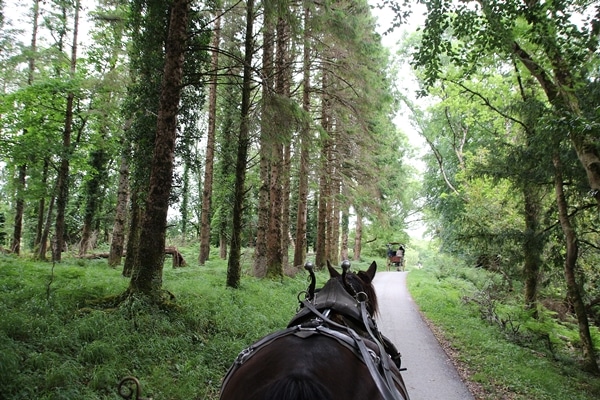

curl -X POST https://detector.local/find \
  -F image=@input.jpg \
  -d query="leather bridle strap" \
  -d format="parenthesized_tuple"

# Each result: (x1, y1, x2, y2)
(300, 300, 405, 400)
(359, 300, 406, 398)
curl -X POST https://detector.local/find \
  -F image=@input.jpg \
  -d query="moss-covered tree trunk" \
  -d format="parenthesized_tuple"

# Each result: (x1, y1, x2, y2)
(553, 151, 599, 374)
(227, 0, 254, 288)
(292, 4, 311, 269)
(266, 136, 283, 278)
(522, 183, 542, 315)
(11, 0, 41, 255)
(33, 159, 49, 253)
(265, 14, 292, 279)
(198, 12, 221, 266)
(315, 67, 330, 270)
(54, 0, 80, 262)
(109, 149, 129, 267)
(340, 199, 349, 261)
(329, 166, 340, 265)
(281, 142, 291, 270)
(79, 149, 107, 256)
(129, 0, 189, 296)
(253, 6, 274, 278)
(353, 212, 363, 261)
(122, 192, 140, 277)
(36, 194, 54, 261)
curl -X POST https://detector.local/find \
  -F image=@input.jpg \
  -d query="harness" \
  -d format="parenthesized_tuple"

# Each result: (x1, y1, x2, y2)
(221, 274, 408, 400)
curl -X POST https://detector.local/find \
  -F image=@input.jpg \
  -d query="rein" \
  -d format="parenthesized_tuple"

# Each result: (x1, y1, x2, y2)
(298, 296, 406, 400)
(220, 261, 408, 400)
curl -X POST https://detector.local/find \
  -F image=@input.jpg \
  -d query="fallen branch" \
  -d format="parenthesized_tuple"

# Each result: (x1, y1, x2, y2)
(77, 247, 187, 268)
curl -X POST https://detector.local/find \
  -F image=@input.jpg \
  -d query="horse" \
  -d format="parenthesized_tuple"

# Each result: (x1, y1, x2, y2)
(219, 260, 410, 400)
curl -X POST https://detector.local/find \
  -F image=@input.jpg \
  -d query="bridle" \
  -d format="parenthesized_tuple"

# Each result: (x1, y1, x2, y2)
(294, 261, 407, 400)
(220, 261, 409, 400)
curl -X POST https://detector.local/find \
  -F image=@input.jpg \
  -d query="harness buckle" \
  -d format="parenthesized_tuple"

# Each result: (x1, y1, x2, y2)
(356, 291, 368, 302)
(367, 348, 381, 364)
(235, 346, 254, 366)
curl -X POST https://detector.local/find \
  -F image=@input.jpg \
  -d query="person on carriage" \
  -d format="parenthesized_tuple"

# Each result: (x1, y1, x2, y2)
(387, 244, 395, 258)
(396, 245, 405, 257)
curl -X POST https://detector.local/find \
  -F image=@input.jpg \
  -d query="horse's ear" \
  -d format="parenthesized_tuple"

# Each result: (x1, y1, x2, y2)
(365, 261, 377, 281)
(327, 260, 341, 278)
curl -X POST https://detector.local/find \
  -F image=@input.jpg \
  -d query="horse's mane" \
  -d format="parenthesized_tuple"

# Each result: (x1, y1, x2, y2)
(262, 373, 332, 400)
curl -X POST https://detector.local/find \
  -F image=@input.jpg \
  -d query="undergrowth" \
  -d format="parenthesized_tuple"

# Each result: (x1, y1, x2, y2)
(407, 253, 600, 400)
(0, 253, 311, 400)
(4, 246, 599, 400)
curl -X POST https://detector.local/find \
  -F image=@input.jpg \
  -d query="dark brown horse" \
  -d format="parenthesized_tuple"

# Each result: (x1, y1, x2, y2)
(219, 261, 410, 400)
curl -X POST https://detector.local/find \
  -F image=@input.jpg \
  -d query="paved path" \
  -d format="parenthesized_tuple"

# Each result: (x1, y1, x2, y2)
(374, 271, 475, 400)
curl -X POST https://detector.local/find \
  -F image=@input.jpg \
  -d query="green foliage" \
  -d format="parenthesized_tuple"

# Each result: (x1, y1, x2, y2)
(408, 257, 600, 399)
(0, 253, 309, 400)
(3, 245, 599, 399)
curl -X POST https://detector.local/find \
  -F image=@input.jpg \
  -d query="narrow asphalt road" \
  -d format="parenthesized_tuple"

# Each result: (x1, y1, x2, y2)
(373, 271, 475, 400)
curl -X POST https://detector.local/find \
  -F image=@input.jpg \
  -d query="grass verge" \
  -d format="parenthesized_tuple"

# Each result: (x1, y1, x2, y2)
(406, 257, 600, 400)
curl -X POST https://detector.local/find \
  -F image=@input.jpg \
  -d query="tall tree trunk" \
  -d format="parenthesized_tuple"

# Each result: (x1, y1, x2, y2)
(553, 151, 599, 373)
(109, 148, 130, 267)
(329, 166, 340, 265)
(129, 0, 189, 296)
(340, 197, 349, 262)
(266, 136, 283, 277)
(353, 211, 363, 261)
(254, 154, 269, 275)
(227, 0, 254, 288)
(514, 67, 544, 314)
(315, 67, 330, 269)
(254, 147, 270, 276)
(265, 15, 291, 279)
(219, 226, 227, 259)
(35, 194, 55, 261)
(54, 0, 80, 262)
(293, 4, 311, 269)
(279, 15, 293, 273)
(123, 192, 141, 277)
(12, 0, 41, 255)
(281, 142, 291, 270)
(253, 7, 274, 277)
(522, 184, 542, 315)
(79, 149, 107, 256)
(198, 12, 221, 265)
(180, 163, 190, 242)
(324, 136, 334, 264)
(11, 168, 26, 254)
(316, 162, 328, 269)
(34, 158, 49, 250)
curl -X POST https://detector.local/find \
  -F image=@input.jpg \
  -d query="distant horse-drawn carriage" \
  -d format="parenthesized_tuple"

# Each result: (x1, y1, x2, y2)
(386, 242, 405, 272)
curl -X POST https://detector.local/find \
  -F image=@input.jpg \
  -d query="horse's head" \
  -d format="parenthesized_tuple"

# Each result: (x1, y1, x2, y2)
(326, 260, 379, 317)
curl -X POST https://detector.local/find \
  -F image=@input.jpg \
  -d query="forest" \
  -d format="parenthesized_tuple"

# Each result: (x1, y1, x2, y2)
(1, 0, 600, 392)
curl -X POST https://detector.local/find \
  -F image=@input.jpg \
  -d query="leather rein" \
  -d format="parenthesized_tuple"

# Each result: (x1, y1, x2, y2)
(220, 263, 408, 400)
(296, 292, 406, 400)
